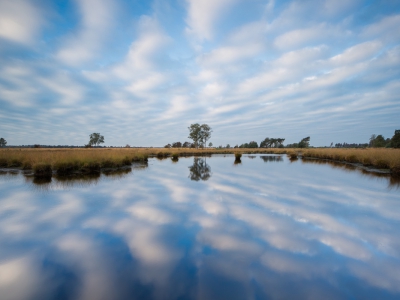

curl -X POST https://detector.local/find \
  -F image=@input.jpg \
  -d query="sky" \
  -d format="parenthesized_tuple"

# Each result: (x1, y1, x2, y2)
(0, 0, 399, 147)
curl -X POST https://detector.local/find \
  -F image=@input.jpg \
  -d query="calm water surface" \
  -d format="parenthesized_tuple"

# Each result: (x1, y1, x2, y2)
(0, 155, 399, 300)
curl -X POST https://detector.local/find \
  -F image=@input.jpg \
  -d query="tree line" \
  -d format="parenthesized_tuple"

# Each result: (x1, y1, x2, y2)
(1, 129, 399, 149)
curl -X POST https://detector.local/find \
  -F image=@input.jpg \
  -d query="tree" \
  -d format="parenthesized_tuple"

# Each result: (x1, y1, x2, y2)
(0, 138, 7, 147)
(226, 144, 230, 148)
(89, 133, 104, 146)
(208, 142, 213, 147)
(172, 142, 182, 148)
(369, 134, 376, 147)
(188, 123, 201, 148)
(182, 141, 192, 148)
(260, 137, 285, 148)
(200, 124, 212, 148)
(391, 130, 400, 148)
(188, 123, 212, 148)
(248, 141, 258, 148)
(372, 135, 386, 147)
(298, 136, 310, 148)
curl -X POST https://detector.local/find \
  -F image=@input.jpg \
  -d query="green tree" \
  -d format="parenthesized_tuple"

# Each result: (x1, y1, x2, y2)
(0, 138, 7, 147)
(200, 124, 212, 148)
(188, 123, 201, 148)
(391, 130, 400, 148)
(372, 135, 386, 147)
(89, 133, 104, 146)
(298, 136, 310, 148)
(208, 142, 213, 147)
(188, 123, 212, 148)
(369, 134, 376, 147)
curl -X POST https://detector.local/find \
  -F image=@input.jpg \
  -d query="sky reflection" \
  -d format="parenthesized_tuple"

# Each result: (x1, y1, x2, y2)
(0, 156, 399, 299)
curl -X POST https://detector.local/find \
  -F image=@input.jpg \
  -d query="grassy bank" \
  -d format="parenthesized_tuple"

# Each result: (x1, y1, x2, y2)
(0, 147, 285, 176)
(291, 148, 400, 175)
(1, 147, 399, 176)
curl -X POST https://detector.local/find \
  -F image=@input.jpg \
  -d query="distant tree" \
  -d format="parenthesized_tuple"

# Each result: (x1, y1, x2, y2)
(286, 143, 299, 148)
(208, 142, 213, 147)
(164, 144, 171, 148)
(370, 134, 386, 147)
(172, 142, 182, 148)
(391, 130, 400, 148)
(125, 144, 131, 148)
(248, 141, 258, 148)
(200, 124, 212, 148)
(369, 134, 377, 147)
(188, 123, 212, 148)
(89, 133, 104, 146)
(188, 123, 201, 148)
(298, 137, 310, 148)
(182, 141, 192, 148)
(0, 138, 6, 147)
(376, 135, 386, 147)
(260, 137, 285, 148)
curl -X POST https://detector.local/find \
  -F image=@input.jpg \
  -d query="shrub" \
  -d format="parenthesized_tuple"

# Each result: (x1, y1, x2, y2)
(22, 161, 32, 170)
(235, 153, 242, 160)
(375, 159, 389, 169)
(0, 158, 7, 167)
(347, 155, 358, 163)
(33, 163, 52, 178)
(171, 153, 179, 161)
(81, 161, 101, 173)
(122, 156, 131, 166)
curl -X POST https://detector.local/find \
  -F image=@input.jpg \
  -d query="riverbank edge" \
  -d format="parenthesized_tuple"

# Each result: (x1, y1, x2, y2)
(0, 148, 399, 177)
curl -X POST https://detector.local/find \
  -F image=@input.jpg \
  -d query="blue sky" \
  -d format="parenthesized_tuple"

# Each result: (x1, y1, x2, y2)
(0, 0, 399, 147)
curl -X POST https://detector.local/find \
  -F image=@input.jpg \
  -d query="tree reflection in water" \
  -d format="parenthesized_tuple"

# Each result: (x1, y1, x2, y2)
(260, 155, 283, 162)
(188, 157, 211, 181)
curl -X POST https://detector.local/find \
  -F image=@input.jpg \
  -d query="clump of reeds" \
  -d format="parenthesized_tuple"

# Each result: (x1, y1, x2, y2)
(54, 161, 80, 175)
(33, 163, 52, 178)
(132, 154, 148, 162)
(0, 158, 8, 167)
(235, 153, 242, 163)
(287, 151, 297, 160)
(171, 153, 179, 162)
(81, 161, 101, 174)
(122, 156, 131, 166)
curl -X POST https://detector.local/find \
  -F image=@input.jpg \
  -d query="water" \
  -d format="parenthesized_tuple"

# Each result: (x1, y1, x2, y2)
(0, 155, 399, 300)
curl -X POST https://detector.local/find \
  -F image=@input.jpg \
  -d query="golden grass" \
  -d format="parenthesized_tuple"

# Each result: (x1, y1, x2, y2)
(1, 147, 398, 175)
(299, 148, 400, 174)
(0, 147, 286, 169)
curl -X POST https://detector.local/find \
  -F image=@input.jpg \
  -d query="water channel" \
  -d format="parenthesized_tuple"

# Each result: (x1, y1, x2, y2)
(0, 154, 399, 300)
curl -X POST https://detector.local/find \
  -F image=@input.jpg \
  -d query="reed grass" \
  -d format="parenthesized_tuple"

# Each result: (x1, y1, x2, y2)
(1, 147, 399, 175)
(300, 148, 400, 174)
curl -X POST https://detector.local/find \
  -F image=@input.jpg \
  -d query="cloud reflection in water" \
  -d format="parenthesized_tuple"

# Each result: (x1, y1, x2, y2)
(0, 155, 399, 299)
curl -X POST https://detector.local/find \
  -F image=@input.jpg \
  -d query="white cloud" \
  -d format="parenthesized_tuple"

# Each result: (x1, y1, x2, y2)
(185, 0, 239, 41)
(362, 14, 400, 41)
(274, 25, 328, 50)
(330, 41, 382, 65)
(57, 0, 116, 65)
(0, 0, 43, 45)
